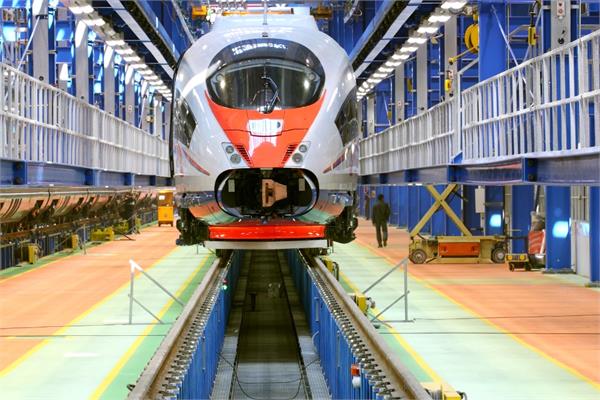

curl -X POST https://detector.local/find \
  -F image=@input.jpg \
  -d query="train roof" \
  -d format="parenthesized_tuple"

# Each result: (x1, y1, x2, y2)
(211, 13, 318, 33)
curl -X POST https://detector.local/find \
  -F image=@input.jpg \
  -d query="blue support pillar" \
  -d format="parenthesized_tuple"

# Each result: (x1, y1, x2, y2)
(399, 186, 408, 228)
(512, 185, 534, 252)
(478, 1, 508, 80)
(124, 173, 135, 186)
(408, 186, 420, 232)
(590, 187, 599, 284)
(545, 187, 571, 271)
(485, 186, 504, 235)
(389, 186, 400, 226)
(85, 169, 99, 186)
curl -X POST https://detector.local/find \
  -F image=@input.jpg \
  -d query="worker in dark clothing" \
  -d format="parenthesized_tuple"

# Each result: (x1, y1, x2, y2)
(372, 194, 391, 247)
(364, 193, 371, 220)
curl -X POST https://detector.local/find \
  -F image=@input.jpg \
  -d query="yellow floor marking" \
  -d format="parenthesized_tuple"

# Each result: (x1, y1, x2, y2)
(338, 269, 445, 385)
(0, 246, 181, 378)
(90, 254, 211, 400)
(355, 240, 600, 390)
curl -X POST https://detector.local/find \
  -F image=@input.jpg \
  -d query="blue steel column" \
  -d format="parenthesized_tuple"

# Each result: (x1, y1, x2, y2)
(479, 0, 508, 237)
(544, 0, 574, 272)
(545, 186, 571, 271)
(589, 187, 599, 284)
(407, 185, 420, 232)
(512, 185, 534, 252)
(399, 186, 408, 228)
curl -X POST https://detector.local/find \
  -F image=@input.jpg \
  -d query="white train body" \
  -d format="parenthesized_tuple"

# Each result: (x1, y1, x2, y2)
(172, 14, 359, 243)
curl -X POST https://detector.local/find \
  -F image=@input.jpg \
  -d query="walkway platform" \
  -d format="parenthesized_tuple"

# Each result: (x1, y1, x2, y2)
(0, 226, 214, 399)
(329, 218, 600, 399)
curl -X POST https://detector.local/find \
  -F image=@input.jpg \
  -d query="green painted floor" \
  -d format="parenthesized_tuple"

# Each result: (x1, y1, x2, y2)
(329, 242, 600, 400)
(0, 245, 214, 400)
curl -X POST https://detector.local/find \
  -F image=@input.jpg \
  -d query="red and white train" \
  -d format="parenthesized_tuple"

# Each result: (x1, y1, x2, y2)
(171, 13, 359, 245)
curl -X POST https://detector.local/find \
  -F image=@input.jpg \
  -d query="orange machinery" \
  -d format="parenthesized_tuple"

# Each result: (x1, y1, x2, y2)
(157, 190, 175, 227)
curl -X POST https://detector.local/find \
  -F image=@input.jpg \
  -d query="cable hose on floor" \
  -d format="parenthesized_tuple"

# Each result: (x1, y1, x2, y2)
(218, 353, 304, 400)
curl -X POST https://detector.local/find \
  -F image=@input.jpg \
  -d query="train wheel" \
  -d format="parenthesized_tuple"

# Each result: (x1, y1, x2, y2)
(410, 249, 427, 264)
(491, 247, 506, 263)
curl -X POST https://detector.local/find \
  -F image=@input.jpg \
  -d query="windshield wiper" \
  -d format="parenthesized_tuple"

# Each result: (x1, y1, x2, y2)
(261, 74, 279, 114)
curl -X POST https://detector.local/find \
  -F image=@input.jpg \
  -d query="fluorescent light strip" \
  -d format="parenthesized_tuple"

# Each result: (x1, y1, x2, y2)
(429, 14, 451, 23)
(407, 36, 427, 44)
(441, 1, 467, 10)
(417, 25, 439, 34)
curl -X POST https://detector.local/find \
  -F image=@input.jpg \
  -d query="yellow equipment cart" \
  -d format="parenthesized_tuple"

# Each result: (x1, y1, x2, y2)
(157, 190, 175, 227)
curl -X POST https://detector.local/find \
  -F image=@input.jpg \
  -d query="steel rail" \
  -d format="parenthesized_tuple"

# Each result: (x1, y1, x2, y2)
(127, 255, 228, 400)
(308, 254, 431, 399)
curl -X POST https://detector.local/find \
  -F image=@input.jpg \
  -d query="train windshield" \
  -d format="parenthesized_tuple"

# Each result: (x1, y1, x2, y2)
(206, 39, 324, 112)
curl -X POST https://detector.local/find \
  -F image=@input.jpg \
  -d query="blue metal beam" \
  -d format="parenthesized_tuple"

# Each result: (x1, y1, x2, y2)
(590, 187, 599, 283)
(361, 150, 600, 186)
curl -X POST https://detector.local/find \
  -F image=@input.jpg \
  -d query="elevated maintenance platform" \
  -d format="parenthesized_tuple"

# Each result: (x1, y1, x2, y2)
(327, 218, 600, 398)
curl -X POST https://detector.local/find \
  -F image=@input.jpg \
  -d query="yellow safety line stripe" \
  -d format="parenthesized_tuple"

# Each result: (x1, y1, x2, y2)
(90, 254, 211, 400)
(355, 239, 600, 391)
(337, 269, 445, 385)
(0, 245, 181, 378)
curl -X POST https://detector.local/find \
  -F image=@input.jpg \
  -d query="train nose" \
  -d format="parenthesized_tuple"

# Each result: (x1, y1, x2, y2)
(216, 168, 318, 218)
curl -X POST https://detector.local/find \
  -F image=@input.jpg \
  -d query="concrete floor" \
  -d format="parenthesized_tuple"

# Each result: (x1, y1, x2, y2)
(2, 220, 598, 399)
(329, 218, 600, 399)
(0, 226, 214, 400)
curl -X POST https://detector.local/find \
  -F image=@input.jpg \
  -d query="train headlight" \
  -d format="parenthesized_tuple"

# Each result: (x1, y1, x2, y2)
(230, 154, 241, 164)
(292, 153, 303, 163)
(298, 144, 308, 153)
(225, 145, 235, 154)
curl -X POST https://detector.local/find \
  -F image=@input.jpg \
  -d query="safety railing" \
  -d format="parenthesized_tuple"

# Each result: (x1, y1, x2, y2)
(462, 28, 600, 161)
(359, 29, 600, 176)
(0, 62, 169, 177)
(360, 98, 457, 176)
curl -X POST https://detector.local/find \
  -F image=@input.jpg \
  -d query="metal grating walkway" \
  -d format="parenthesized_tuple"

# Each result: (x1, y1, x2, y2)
(211, 250, 328, 399)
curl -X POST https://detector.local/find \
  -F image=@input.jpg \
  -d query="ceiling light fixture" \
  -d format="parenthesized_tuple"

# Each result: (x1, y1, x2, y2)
(441, 1, 467, 10)
(400, 46, 418, 53)
(106, 39, 126, 46)
(407, 36, 427, 44)
(429, 14, 452, 23)
(417, 25, 440, 34)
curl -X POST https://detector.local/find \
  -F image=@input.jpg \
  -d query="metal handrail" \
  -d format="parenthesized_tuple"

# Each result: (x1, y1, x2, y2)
(359, 29, 600, 176)
(0, 62, 169, 177)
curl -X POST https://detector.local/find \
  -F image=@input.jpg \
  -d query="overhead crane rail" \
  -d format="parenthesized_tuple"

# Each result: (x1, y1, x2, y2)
(128, 250, 431, 400)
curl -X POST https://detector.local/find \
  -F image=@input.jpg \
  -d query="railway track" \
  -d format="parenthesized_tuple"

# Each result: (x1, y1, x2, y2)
(128, 250, 430, 400)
